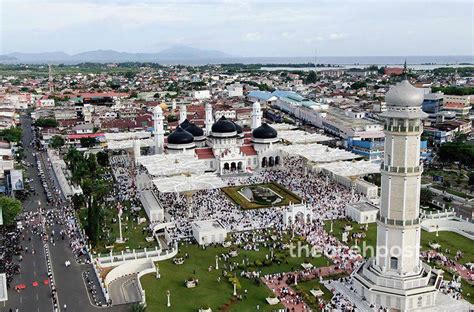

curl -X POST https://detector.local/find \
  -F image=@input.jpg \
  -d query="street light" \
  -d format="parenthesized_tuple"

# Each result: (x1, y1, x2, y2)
(166, 290, 171, 307)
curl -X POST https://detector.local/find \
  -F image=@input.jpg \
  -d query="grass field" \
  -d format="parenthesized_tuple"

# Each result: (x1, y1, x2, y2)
(140, 238, 330, 312)
(78, 205, 155, 254)
(324, 220, 474, 263)
(222, 182, 301, 209)
(324, 219, 474, 303)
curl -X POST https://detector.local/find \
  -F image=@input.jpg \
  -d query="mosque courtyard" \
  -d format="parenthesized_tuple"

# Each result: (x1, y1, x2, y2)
(222, 182, 302, 209)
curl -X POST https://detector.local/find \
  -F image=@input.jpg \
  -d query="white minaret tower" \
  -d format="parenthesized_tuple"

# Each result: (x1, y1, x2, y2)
(153, 105, 165, 154)
(351, 80, 443, 311)
(205, 103, 213, 135)
(179, 104, 187, 124)
(251, 101, 262, 130)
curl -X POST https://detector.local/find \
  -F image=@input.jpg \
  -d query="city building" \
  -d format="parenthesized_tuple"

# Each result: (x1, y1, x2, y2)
(191, 220, 227, 245)
(422, 92, 444, 113)
(346, 201, 379, 224)
(442, 95, 471, 117)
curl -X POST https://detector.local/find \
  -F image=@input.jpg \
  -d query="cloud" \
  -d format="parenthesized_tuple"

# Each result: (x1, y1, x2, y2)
(243, 32, 262, 42)
(328, 33, 349, 40)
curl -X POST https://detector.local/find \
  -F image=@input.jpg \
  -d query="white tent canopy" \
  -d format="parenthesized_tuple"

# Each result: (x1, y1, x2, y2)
(279, 129, 332, 144)
(138, 154, 204, 177)
(271, 123, 298, 131)
(317, 160, 381, 177)
(153, 173, 226, 193)
(279, 143, 361, 163)
(107, 138, 155, 150)
(104, 131, 151, 141)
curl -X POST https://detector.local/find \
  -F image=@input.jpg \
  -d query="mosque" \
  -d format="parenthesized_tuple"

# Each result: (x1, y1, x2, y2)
(151, 101, 282, 174)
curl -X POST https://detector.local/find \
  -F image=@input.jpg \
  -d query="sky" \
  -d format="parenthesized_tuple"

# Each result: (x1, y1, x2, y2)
(0, 0, 473, 57)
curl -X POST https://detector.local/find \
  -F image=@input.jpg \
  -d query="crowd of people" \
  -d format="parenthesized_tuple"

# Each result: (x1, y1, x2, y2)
(155, 156, 359, 242)
(0, 227, 21, 288)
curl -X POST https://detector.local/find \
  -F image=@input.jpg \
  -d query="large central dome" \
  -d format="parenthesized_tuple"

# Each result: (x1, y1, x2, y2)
(385, 80, 424, 107)
(252, 123, 277, 139)
(211, 116, 236, 133)
(167, 126, 194, 145)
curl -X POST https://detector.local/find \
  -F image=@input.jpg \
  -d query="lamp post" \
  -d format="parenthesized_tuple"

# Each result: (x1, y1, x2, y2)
(215, 255, 219, 270)
(330, 220, 333, 233)
(156, 264, 160, 279)
(294, 273, 298, 286)
(166, 290, 171, 307)
(233, 282, 237, 296)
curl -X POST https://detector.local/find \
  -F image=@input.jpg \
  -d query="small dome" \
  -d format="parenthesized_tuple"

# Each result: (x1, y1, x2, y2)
(211, 116, 236, 133)
(167, 126, 194, 145)
(232, 122, 243, 134)
(252, 123, 277, 139)
(185, 123, 204, 137)
(180, 119, 191, 129)
(159, 102, 168, 111)
(385, 80, 424, 107)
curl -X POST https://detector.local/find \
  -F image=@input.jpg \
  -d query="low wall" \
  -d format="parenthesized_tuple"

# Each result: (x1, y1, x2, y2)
(421, 217, 474, 240)
(104, 259, 154, 287)
(97, 243, 178, 268)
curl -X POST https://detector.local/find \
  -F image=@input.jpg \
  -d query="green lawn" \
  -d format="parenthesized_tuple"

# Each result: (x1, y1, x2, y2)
(442, 270, 474, 304)
(325, 219, 474, 304)
(140, 240, 330, 312)
(324, 219, 473, 263)
(79, 205, 155, 254)
(222, 182, 301, 209)
(420, 230, 474, 264)
(323, 220, 377, 257)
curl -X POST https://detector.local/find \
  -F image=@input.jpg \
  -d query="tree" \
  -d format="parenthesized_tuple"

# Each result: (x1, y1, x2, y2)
(0, 196, 22, 226)
(438, 142, 474, 168)
(50, 135, 65, 149)
(468, 172, 474, 187)
(0, 127, 22, 143)
(34, 118, 58, 128)
(96, 151, 109, 167)
(80, 137, 96, 148)
(420, 188, 434, 205)
(305, 71, 318, 84)
(167, 114, 178, 122)
(350, 81, 367, 90)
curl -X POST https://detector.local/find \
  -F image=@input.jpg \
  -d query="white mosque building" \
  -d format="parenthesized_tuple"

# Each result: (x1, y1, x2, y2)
(350, 80, 444, 311)
(151, 101, 282, 174)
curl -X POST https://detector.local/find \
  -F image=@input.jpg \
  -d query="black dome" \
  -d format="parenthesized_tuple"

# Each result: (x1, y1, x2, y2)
(185, 123, 204, 137)
(252, 123, 278, 139)
(211, 116, 236, 133)
(167, 126, 194, 144)
(232, 122, 243, 134)
(180, 119, 191, 129)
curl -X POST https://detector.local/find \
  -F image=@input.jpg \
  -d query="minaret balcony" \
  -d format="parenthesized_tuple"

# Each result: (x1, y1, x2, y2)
(384, 124, 422, 133)
(377, 214, 420, 226)
(381, 164, 423, 174)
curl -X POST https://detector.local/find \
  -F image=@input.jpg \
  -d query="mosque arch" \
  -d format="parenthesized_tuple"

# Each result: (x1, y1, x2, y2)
(261, 157, 267, 168)
(237, 161, 243, 171)
(269, 156, 275, 167)
(275, 156, 280, 166)
(231, 162, 236, 171)
(224, 163, 230, 171)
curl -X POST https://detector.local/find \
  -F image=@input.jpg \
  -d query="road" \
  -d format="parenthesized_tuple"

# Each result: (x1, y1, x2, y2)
(5, 114, 129, 312)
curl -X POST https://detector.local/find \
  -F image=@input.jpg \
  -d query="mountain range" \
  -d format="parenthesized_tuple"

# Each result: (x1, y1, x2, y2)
(0, 46, 233, 64)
